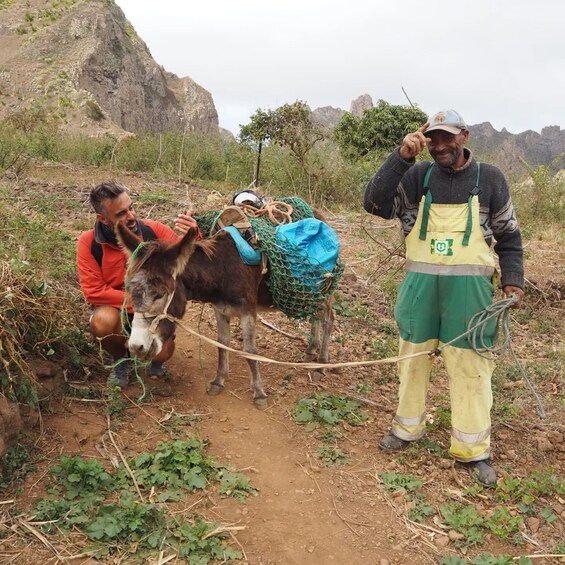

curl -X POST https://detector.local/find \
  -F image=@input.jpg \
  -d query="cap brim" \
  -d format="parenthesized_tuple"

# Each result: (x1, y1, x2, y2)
(424, 124, 464, 135)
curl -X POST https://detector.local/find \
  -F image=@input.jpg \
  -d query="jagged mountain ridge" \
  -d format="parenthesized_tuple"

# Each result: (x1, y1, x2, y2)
(312, 96, 565, 180)
(0, 0, 219, 137)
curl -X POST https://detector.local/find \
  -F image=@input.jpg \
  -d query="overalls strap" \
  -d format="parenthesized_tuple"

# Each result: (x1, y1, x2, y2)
(462, 162, 481, 246)
(419, 162, 481, 245)
(419, 163, 434, 241)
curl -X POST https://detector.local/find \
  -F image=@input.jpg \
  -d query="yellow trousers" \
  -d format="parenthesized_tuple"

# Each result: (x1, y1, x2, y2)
(391, 338, 494, 462)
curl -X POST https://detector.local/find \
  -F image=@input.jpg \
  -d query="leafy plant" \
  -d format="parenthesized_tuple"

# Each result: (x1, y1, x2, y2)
(484, 507, 522, 540)
(104, 383, 125, 416)
(428, 405, 451, 431)
(540, 506, 556, 523)
(316, 445, 349, 466)
(440, 501, 485, 546)
(496, 468, 565, 503)
(471, 554, 532, 565)
(49, 455, 115, 499)
(0, 439, 35, 489)
(441, 556, 533, 565)
(292, 393, 368, 432)
(379, 471, 423, 493)
(126, 438, 216, 493)
(32, 439, 250, 561)
(83, 492, 164, 543)
(350, 381, 373, 394)
(217, 468, 258, 501)
(379, 472, 435, 523)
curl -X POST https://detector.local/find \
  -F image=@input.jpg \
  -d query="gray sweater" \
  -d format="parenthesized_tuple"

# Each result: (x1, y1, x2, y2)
(363, 148, 524, 289)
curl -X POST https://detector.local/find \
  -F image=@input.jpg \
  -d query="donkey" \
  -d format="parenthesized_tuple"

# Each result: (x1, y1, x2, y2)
(115, 223, 335, 408)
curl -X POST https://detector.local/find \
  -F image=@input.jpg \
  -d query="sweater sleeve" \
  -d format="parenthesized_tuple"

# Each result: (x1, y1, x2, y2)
(76, 231, 126, 309)
(485, 167, 525, 289)
(363, 149, 415, 219)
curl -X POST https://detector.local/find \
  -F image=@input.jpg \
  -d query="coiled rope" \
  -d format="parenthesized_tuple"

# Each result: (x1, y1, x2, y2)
(434, 295, 545, 418)
(239, 200, 294, 225)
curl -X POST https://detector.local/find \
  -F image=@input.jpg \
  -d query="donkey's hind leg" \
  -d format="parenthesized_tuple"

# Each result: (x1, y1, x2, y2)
(309, 295, 335, 381)
(305, 315, 320, 362)
(209, 308, 230, 395)
(240, 311, 268, 409)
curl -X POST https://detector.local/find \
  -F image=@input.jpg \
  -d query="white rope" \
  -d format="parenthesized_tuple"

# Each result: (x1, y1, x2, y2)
(140, 292, 546, 418)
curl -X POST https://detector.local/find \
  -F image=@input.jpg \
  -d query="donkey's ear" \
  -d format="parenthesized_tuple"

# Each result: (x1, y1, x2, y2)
(115, 221, 140, 257)
(168, 229, 198, 278)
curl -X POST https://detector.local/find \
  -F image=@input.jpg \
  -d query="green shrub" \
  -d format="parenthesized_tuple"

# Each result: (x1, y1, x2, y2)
(85, 99, 104, 121)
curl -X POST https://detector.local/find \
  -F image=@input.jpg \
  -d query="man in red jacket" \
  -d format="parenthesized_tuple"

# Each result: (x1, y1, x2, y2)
(77, 182, 199, 388)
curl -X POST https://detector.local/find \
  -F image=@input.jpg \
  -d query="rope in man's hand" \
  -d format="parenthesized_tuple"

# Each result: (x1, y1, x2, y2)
(434, 295, 545, 419)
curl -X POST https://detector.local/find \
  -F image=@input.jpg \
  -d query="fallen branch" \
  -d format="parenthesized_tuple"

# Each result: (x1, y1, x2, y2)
(106, 421, 145, 502)
(17, 518, 64, 560)
(202, 525, 246, 540)
(258, 316, 308, 343)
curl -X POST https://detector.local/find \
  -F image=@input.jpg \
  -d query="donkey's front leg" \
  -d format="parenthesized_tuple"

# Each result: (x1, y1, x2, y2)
(240, 312, 267, 409)
(209, 308, 230, 395)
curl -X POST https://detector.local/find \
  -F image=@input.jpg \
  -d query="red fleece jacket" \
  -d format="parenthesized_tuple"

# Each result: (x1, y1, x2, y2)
(76, 220, 179, 311)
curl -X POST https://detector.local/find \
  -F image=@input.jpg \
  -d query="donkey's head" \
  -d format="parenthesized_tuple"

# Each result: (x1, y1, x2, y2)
(116, 222, 196, 360)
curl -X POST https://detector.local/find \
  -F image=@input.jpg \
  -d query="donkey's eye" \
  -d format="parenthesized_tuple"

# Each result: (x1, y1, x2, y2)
(153, 292, 165, 301)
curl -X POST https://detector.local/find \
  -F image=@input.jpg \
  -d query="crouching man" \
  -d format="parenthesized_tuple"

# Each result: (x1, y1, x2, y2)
(76, 181, 199, 388)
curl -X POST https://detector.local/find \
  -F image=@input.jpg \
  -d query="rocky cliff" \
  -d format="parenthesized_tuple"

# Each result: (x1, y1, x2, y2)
(468, 123, 565, 179)
(0, 0, 218, 136)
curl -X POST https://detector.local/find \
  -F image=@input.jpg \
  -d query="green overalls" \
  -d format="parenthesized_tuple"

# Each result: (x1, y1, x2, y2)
(392, 163, 497, 462)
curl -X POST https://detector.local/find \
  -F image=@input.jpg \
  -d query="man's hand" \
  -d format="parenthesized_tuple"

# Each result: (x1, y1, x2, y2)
(399, 123, 430, 161)
(503, 285, 524, 308)
(174, 210, 199, 235)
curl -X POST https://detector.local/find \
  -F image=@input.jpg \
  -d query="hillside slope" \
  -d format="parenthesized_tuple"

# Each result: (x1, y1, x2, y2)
(0, 0, 218, 136)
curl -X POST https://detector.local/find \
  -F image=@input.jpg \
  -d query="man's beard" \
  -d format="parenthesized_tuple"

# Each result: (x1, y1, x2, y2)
(430, 148, 461, 168)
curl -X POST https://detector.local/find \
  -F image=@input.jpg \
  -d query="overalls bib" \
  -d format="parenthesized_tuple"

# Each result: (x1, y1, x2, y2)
(391, 163, 497, 462)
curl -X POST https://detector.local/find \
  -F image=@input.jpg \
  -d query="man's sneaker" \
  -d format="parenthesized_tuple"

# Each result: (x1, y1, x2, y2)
(107, 358, 131, 389)
(148, 361, 166, 378)
(458, 458, 497, 486)
(379, 432, 410, 451)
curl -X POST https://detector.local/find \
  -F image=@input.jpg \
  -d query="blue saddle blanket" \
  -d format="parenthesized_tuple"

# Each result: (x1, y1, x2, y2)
(222, 226, 262, 265)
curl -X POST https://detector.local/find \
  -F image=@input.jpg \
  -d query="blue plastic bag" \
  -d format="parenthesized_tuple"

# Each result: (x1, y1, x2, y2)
(275, 218, 340, 291)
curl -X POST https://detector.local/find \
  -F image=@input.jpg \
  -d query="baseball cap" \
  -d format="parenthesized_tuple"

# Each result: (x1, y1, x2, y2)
(424, 109, 467, 135)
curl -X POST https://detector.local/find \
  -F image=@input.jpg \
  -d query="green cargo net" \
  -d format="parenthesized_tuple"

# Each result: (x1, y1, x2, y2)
(195, 197, 343, 320)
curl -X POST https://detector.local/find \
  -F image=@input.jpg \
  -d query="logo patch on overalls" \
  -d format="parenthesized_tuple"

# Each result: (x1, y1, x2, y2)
(430, 239, 454, 256)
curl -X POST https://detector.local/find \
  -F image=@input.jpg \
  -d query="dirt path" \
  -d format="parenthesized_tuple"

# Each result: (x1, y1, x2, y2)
(162, 324, 420, 565)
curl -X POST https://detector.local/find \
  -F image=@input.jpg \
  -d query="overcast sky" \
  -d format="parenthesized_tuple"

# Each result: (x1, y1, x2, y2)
(114, 0, 564, 136)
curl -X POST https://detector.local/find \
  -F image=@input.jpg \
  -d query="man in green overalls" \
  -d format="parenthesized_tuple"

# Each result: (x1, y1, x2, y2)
(363, 110, 524, 485)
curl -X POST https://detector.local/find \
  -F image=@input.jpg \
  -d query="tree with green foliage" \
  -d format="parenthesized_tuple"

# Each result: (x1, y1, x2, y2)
(333, 99, 427, 161)
(239, 101, 326, 183)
